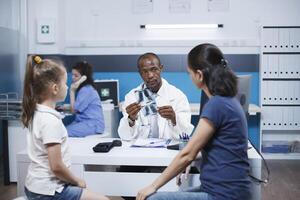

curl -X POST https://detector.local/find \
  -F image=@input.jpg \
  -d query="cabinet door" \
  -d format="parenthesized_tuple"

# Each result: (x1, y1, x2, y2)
(8, 120, 27, 182)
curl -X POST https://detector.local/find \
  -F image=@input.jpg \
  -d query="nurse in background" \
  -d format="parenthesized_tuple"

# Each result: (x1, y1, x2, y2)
(66, 61, 105, 137)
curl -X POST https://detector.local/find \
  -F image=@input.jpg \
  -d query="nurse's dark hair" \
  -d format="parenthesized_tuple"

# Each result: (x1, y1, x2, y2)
(72, 61, 95, 92)
(137, 52, 161, 68)
(22, 55, 65, 128)
(188, 43, 237, 97)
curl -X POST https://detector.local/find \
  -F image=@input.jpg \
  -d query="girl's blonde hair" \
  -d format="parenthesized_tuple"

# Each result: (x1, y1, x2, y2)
(22, 55, 65, 128)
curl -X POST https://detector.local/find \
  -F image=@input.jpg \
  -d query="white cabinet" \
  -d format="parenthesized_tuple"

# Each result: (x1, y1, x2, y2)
(8, 120, 27, 182)
(260, 26, 300, 159)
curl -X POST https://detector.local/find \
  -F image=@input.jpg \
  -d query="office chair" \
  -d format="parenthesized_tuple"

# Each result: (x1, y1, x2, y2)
(199, 75, 251, 115)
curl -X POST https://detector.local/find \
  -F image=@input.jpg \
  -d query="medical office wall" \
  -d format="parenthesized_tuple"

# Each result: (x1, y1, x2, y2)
(24, 0, 300, 106)
(26, 0, 300, 55)
(6, 0, 300, 150)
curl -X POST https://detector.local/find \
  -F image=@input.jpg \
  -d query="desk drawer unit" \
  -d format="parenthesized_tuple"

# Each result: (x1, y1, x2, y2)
(84, 171, 200, 197)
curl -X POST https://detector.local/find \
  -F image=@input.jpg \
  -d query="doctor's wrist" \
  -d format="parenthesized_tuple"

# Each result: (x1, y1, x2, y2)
(127, 117, 136, 127)
(171, 118, 176, 126)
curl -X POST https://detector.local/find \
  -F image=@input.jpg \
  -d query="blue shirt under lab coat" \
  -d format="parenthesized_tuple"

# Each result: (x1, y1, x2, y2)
(67, 85, 105, 137)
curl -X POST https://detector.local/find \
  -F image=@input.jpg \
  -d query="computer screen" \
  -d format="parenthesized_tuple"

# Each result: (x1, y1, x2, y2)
(199, 75, 251, 114)
(94, 80, 119, 106)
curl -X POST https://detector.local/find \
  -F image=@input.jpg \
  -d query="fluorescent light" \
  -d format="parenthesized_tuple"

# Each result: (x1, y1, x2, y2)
(140, 24, 223, 29)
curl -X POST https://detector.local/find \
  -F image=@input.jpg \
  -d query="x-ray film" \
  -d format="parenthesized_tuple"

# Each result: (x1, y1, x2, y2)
(135, 88, 157, 116)
(149, 103, 157, 113)
(137, 90, 144, 103)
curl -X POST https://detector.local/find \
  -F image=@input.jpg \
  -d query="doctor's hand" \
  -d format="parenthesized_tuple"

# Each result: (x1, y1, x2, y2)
(126, 102, 142, 121)
(157, 106, 176, 125)
(70, 75, 87, 92)
(136, 184, 157, 200)
(176, 164, 191, 186)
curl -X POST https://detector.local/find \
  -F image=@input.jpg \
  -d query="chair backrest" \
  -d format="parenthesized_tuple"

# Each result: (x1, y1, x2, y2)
(199, 75, 251, 115)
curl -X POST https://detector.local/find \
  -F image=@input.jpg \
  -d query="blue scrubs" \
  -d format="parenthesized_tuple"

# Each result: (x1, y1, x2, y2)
(67, 85, 105, 137)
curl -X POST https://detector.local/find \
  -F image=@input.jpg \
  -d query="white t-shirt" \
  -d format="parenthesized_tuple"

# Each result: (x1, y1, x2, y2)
(25, 104, 71, 195)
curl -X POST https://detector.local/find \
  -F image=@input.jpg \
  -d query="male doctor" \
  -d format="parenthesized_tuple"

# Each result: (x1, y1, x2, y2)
(118, 53, 194, 140)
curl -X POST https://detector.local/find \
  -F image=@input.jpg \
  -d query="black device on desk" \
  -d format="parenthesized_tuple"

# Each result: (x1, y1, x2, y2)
(93, 140, 122, 153)
(167, 143, 180, 150)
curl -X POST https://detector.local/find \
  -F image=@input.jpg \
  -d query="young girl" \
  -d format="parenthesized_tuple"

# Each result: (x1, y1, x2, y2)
(22, 56, 109, 200)
(66, 61, 105, 137)
(136, 43, 251, 200)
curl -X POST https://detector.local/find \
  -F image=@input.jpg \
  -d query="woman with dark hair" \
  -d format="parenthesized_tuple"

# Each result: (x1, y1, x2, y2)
(136, 43, 251, 200)
(66, 61, 105, 137)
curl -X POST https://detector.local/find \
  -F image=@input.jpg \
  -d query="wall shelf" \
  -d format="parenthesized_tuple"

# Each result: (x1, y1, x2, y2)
(260, 26, 300, 159)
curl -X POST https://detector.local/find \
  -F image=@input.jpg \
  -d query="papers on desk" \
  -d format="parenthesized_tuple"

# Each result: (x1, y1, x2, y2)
(131, 138, 171, 148)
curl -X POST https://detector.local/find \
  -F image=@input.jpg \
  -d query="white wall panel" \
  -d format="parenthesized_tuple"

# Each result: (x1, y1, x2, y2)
(25, 0, 300, 54)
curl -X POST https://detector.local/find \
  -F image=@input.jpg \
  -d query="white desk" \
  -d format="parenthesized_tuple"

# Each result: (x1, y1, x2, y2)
(190, 103, 261, 116)
(17, 136, 261, 199)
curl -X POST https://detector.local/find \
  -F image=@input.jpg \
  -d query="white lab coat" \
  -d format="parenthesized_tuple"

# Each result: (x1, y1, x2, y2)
(118, 79, 194, 141)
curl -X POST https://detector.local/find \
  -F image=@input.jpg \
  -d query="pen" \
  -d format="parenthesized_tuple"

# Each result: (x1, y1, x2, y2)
(185, 133, 189, 140)
(181, 133, 189, 140)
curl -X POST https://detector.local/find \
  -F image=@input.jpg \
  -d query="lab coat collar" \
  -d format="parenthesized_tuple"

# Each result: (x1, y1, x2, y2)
(141, 78, 172, 100)
(36, 104, 64, 119)
(157, 78, 170, 99)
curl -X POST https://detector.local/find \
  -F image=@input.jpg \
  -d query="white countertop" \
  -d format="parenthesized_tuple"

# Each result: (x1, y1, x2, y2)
(190, 103, 261, 116)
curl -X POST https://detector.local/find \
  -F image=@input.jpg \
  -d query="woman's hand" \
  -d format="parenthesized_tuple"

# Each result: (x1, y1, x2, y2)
(176, 164, 191, 186)
(70, 75, 87, 92)
(76, 178, 87, 188)
(136, 184, 157, 200)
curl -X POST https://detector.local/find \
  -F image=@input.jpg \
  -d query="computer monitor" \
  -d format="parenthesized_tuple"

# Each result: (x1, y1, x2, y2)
(199, 75, 251, 114)
(94, 79, 119, 107)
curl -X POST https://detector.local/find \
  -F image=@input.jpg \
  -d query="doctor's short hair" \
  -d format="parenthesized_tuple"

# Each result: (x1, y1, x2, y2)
(137, 53, 161, 68)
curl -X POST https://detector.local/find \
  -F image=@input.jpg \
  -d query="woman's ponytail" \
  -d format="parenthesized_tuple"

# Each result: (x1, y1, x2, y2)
(188, 43, 238, 97)
(207, 63, 237, 97)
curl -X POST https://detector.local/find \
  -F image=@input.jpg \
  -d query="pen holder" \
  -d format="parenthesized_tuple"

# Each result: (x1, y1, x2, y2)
(179, 139, 189, 150)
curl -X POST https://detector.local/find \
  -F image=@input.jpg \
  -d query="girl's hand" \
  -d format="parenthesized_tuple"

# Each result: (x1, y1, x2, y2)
(136, 184, 157, 200)
(176, 164, 191, 186)
(76, 178, 86, 188)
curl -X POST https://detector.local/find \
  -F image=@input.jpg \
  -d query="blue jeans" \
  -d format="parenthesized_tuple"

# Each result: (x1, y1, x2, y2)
(25, 185, 83, 200)
(147, 186, 214, 200)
